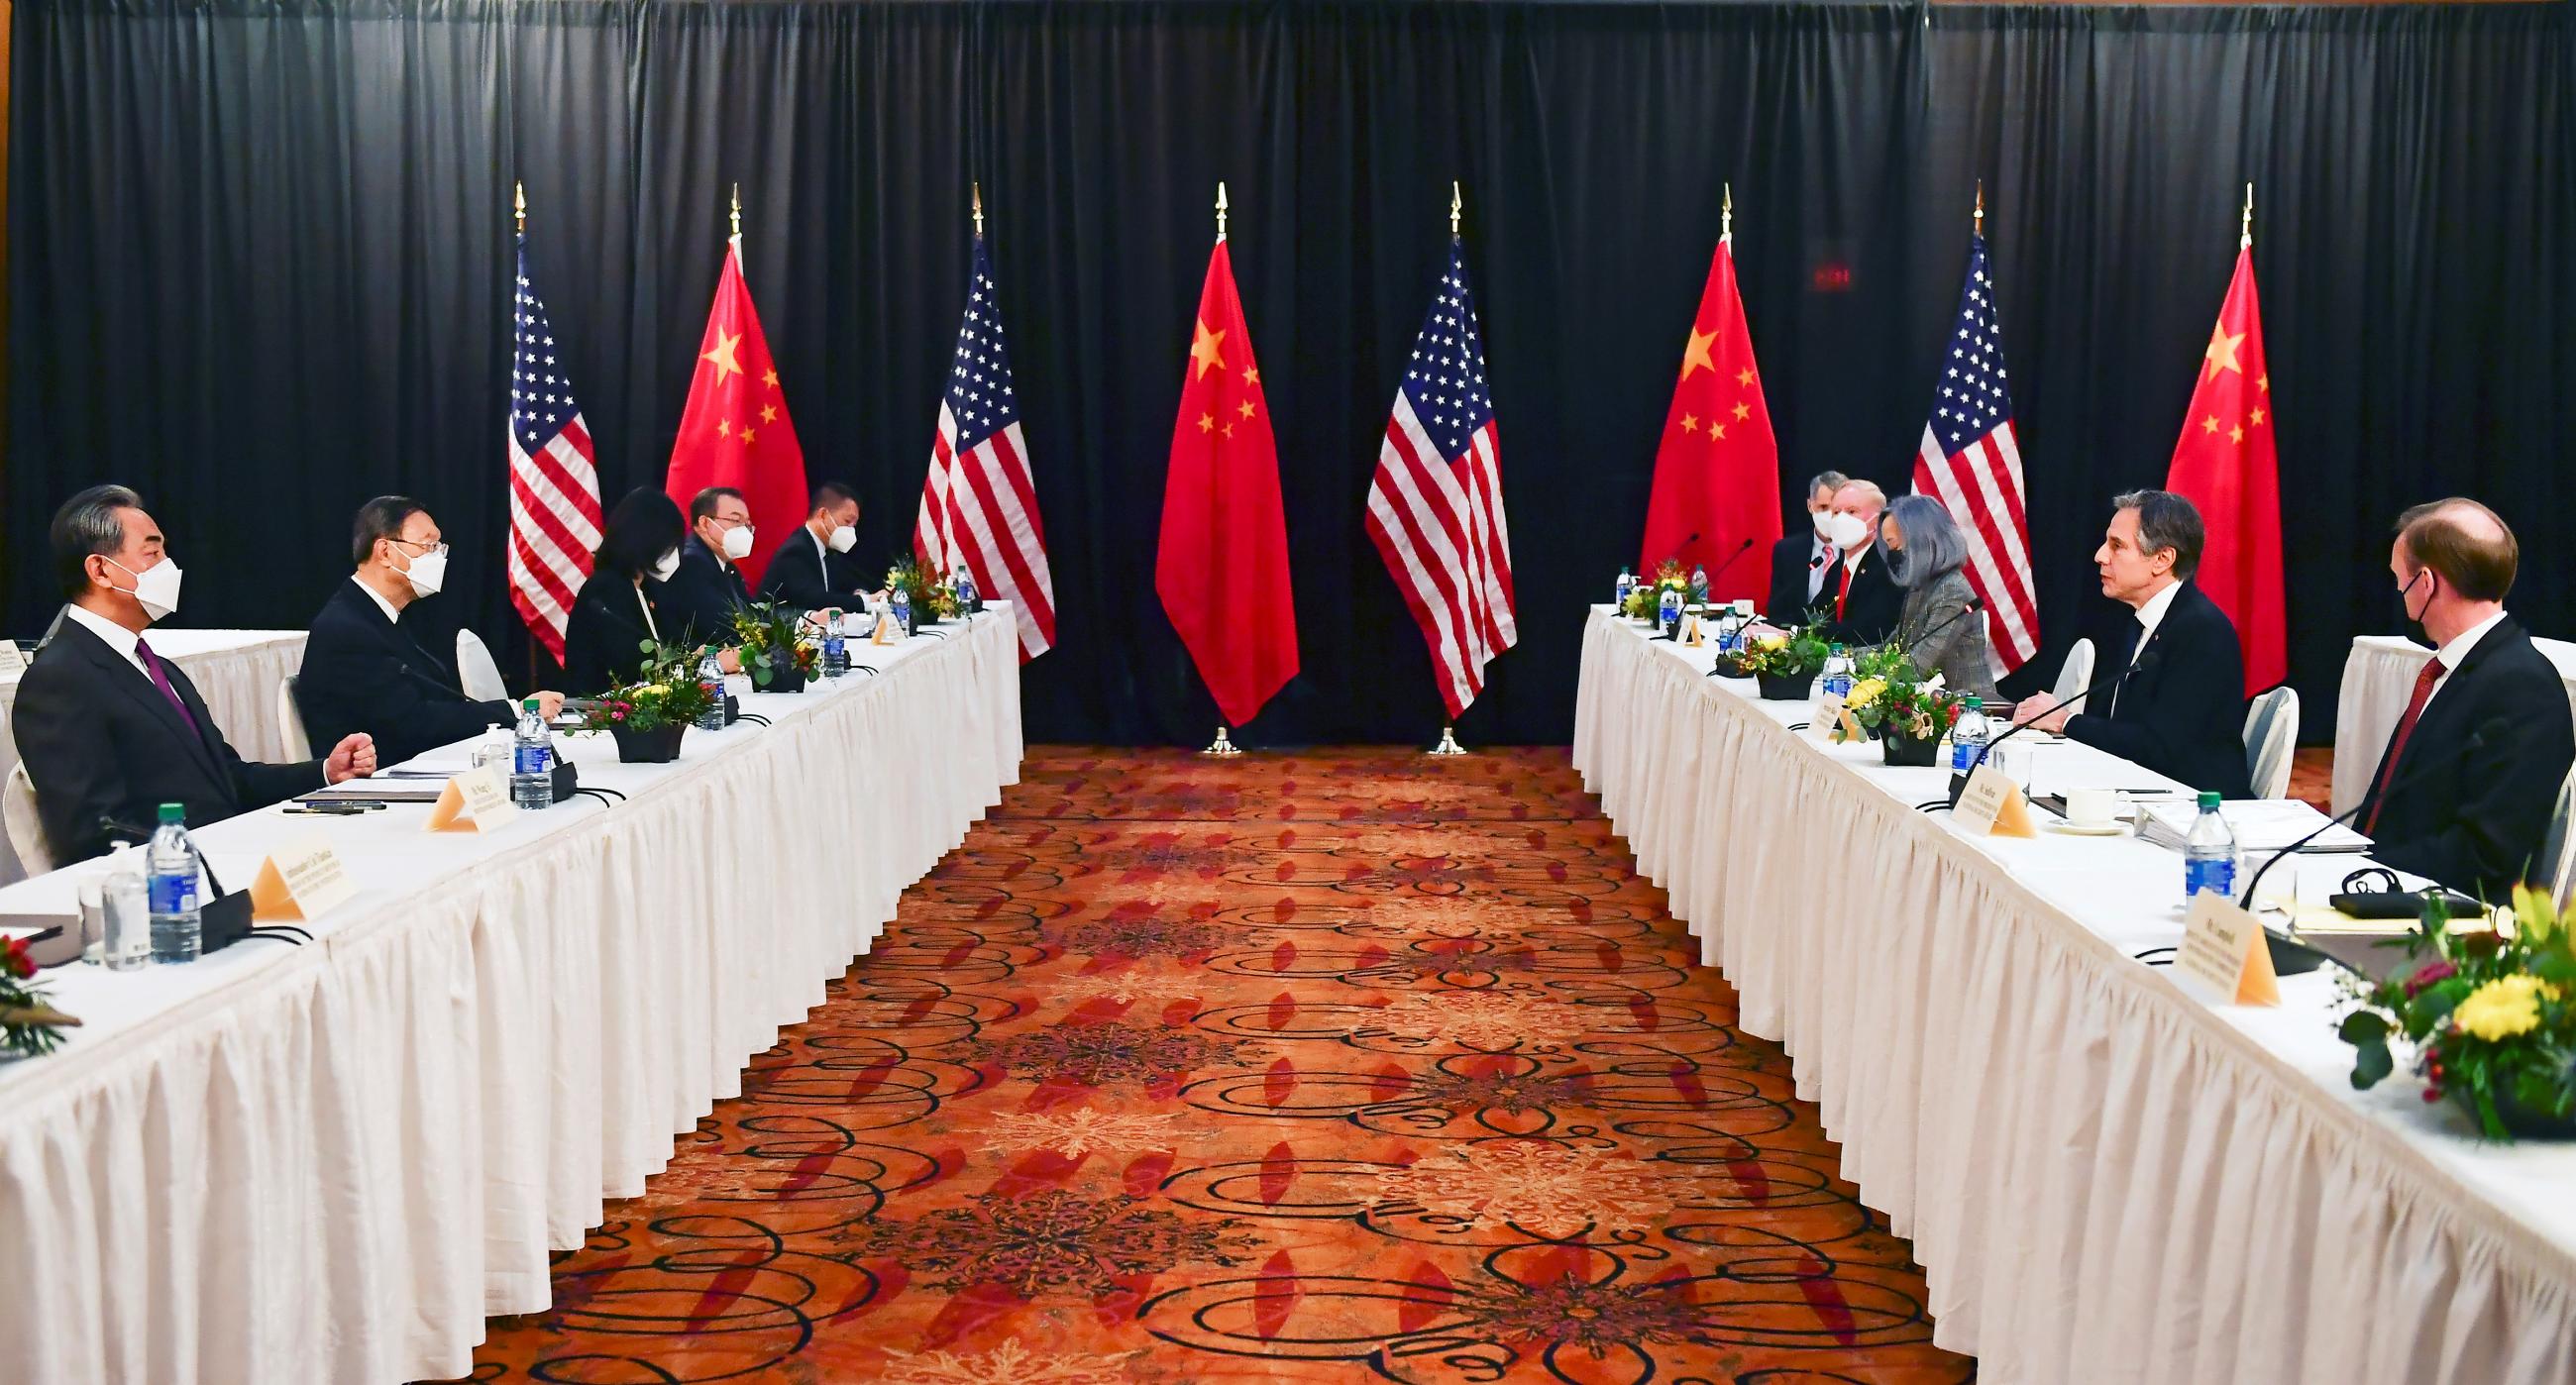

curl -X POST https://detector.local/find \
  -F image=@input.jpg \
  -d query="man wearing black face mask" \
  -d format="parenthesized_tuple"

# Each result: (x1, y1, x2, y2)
(2355, 498, 2573, 898)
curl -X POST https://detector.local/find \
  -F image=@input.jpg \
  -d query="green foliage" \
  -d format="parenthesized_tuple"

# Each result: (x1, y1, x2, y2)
(578, 639, 721, 732)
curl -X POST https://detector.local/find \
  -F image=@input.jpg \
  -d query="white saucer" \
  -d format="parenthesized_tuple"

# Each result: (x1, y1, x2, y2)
(2047, 819, 2127, 836)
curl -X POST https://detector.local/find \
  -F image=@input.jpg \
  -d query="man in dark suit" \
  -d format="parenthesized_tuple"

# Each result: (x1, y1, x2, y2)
(2013, 489, 2252, 798)
(1811, 479, 1903, 644)
(1765, 470, 1848, 624)
(2355, 498, 2575, 898)
(12, 485, 376, 865)
(658, 485, 757, 646)
(757, 480, 877, 613)
(296, 496, 564, 768)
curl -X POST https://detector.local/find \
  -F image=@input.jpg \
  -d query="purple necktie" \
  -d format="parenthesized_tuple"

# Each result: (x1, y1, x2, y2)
(133, 637, 202, 739)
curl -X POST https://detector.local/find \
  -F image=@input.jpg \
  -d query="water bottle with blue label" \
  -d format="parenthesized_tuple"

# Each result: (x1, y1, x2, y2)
(1950, 696, 1990, 773)
(821, 608, 848, 679)
(1688, 565, 1710, 603)
(511, 696, 553, 810)
(890, 586, 912, 637)
(2184, 791, 2238, 901)
(1822, 644, 1855, 701)
(1658, 586, 1683, 638)
(1614, 567, 1635, 611)
(696, 650, 727, 730)
(954, 570, 978, 614)
(146, 803, 201, 964)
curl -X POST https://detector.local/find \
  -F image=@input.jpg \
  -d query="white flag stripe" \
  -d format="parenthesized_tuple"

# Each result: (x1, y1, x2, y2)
(1916, 434, 2037, 664)
(1363, 484, 1477, 711)
(1386, 399, 1492, 669)
(1373, 426, 1484, 686)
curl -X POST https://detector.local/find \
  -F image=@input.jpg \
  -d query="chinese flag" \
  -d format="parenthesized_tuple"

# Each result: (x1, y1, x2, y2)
(1638, 234, 1779, 603)
(1155, 239, 1298, 726)
(2165, 246, 2286, 695)
(665, 236, 808, 590)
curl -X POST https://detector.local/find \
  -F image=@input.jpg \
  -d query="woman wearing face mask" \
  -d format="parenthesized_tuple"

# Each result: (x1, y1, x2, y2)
(563, 488, 689, 693)
(1878, 494, 1998, 701)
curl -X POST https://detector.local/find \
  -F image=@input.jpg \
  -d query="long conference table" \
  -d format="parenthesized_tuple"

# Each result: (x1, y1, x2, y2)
(0, 607, 1020, 1385)
(1574, 609, 2576, 1385)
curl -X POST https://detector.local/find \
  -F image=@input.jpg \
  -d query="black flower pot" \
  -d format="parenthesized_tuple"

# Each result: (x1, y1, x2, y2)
(2467, 1087, 2576, 1140)
(1755, 670, 1815, 701)
(762, 662, 806, 694)
(1882, 729, 1941, 767)
(610, 723, 685, 764)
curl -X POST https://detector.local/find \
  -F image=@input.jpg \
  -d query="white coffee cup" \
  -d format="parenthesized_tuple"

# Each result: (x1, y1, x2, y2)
(2064, 787, 2119, 828)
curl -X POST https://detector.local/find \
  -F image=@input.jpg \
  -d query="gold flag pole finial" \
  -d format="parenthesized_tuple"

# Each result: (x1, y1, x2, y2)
(513, 181, 526, 236)
(1722, 182, 1734, 242)
(1216, 181, 1229, 243)
(728, 183, 741, 239)
(1974, 180, 1985, 237)
(2240, 181, 2254, 250)
(972, 181, 986, 239)
(1449, 180, 1463, 238)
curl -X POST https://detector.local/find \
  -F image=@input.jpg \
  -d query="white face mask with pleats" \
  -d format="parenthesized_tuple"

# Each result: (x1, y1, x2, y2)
(720, 524, 755, 561)
(1821, 511, 1870, 549)
(649, 549, 682, 583)
(105, 556, 183, 621)
(827, 525, 858, 554)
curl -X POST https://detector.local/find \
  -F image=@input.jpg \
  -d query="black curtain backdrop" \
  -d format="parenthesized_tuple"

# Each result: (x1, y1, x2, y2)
(8, 1, 2571, 746)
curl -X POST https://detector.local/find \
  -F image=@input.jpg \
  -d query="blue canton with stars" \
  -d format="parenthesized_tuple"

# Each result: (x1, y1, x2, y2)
(1400, 241, 1495, 462)
(510, 236, 580, 450)
(942, 237, 1020, 450)
(1929, 234, 2014, 456)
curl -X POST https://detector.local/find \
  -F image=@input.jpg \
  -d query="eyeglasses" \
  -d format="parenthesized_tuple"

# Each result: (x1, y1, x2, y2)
(391, 538, 450, 559)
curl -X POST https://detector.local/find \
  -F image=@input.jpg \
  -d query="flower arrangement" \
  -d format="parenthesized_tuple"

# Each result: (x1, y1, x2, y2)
(2337, 886, 2576, 1140)
(1841, 648, 1967, 743)
(729, 600, 819, 689)
(576, 641, 720, 733)
(1735, 623, 1829, 681)
(886, 558, 964, 622)
(1619, 559, 1692, 621)
(0, 932, 79, 1059)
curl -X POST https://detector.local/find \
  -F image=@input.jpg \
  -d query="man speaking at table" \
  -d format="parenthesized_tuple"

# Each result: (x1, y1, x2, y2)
(13, 485, 376, 865)
(2354, 497, 2574, 897)
(2013, 489, 2253, 798)
(298, 495, 563, 767)
(1812, 479, 1902, 644)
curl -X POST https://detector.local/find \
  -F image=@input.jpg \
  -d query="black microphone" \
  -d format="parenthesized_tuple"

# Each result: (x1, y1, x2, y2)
(1967, 647, 2165, 779)
(1701, 537, 1757, 587)
(2236, 718, 2505, 910)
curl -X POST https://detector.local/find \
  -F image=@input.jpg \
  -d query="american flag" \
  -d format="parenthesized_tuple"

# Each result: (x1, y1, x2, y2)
(914, 235, 1056, 660)
(1364, 240, 1518, 718)
(506, 232, 602, 663)
(1911, 233, 2038, 673)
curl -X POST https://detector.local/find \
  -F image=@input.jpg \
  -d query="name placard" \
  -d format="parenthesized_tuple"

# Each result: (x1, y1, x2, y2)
(1953, 763, 2037, 837)
(425, 766, 520, 833)
(249, 838, 358, 921)
(2173, 892, 2282, 1007)
(872, 613, 901, 646)
(0, 641, 25, 676)
(1680, 612, 1705, 647)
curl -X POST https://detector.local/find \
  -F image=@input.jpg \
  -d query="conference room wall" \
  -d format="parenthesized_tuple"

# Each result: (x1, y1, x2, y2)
(7, 1, 2568, 746)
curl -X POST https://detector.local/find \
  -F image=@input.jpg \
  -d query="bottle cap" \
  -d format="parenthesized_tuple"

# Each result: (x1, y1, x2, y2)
(2198, 790, 2223, 809)
(1963, 696, 1982, 709)
(157, 802, 183, 823)
(523, 696, 540, 710)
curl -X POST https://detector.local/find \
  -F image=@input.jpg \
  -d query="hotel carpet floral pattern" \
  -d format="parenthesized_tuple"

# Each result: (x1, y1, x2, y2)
(451, 748, 1971, 1384)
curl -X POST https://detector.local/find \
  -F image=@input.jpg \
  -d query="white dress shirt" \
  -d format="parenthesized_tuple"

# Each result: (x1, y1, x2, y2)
(355, 576, 403, 625)
(1805, 533, 1834, 602)
(2418, 608, 2510, 717)
(2103, 579, 2185, 717)
(62, 604, 150, 680)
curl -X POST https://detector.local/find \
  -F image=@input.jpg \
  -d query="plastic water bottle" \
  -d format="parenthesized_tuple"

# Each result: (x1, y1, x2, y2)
(890, 586, 912, 637)
(1822, 644, 1855, 702)
(146, 803, 202, 965)
(1688, 565, 1710, 603)
(511, 696, 553, 810)
(696, 652, 727, 730)
(1614, 567, 1635, 612)
(102, 844, 152, 972)
(1950, 696, 1991, 774)
(821, 609, 849, 679)
(954, 570, 978, 614)
(2184, 791, 2239, 901)
(1658, 586, 1683, 638)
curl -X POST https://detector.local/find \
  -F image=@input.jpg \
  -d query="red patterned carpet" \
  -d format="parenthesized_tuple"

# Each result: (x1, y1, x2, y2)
(450, 748, 1972, 1384)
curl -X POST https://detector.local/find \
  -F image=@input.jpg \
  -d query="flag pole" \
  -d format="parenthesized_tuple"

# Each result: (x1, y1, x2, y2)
(1721, 181, 1733, 245)
(1430, 178, 1471, 758)
(2241, 181, 2254, 250)
(1215, 181, 1228, 244)
(514, 180, 526, 237)
(729, 182, 741, 239)
(972, 181, 985, 239)
(1974, 179, 1985, 237)
(1202, 178, 1245, 758)
(1449, 180, 1462, 239)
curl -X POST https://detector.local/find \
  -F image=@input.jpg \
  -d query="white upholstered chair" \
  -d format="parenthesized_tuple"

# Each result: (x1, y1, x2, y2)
(456, 629, 507, 703)
(2241, 687, 2301, 800)
(5, 764, 54, 878)
(276, 674, 314, 761)
(2050, 638, 2095, 705)
(2535, 764, 2576, 909)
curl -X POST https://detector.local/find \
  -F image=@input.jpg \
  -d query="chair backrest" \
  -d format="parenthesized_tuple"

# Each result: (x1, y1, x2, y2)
(2051, 637, 2095, 705)
(2241, 686, 2301, 799)
(5, 763, 54, 878)
(2537, 763, 2576, 910)
(276, 674, 314, 761)
(456, 628, 507, 703)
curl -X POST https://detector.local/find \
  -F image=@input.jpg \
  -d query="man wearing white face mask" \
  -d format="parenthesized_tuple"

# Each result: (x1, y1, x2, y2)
(659, 485, 759, 646)
(1811, 479, 1902, 644)
(297, 495, 565, 768)
(1765, 470, 1849, 622)
(757, 480, 876, 612)
(13, 484, 376, 865)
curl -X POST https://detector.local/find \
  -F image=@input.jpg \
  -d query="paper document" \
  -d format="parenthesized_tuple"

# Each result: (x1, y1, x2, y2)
(2135, 799, 2369, 854)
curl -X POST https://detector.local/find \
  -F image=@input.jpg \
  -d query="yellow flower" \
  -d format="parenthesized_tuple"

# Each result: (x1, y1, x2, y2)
(2509, 883, 2565, 945)
(2451, 975, 2563, 1042)
(1749, 632, 1786, 651)
(643, 684, 668, 696)
(1845, 678, 1886, 709)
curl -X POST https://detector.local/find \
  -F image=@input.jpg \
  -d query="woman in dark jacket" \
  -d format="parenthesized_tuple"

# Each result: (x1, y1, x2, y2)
(1878, 493, 1999, 702)
(561, 488, 685, 694)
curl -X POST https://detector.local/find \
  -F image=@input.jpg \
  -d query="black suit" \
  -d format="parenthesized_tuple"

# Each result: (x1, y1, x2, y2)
(12, 616, 324, 865)
(756, 530, 866, 612)
(657, 537, 752, 647)
(1811, 546, 1903, 645)
(2359, 617, 2575, 898)
(296, 580, 514, 768)
(562, 576, 668, 694)
(1766, 533, 1831, 625)
(2063, 581, 2253, 799)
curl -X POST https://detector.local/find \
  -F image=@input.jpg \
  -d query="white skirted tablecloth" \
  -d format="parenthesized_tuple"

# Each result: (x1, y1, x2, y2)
(2331, 632, 2576, 814)
(1574, 608, 2576, 1385)
(0, 628, 308, 884)
(0, 607, 1021, 1385)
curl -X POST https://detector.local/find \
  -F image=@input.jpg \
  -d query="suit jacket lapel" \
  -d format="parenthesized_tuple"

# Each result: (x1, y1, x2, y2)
(70, 623, 226, 785)
(2408, 617, 2524, 753)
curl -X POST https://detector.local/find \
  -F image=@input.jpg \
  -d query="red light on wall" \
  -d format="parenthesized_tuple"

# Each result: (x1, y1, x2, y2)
(1811, 262, 1854, 292)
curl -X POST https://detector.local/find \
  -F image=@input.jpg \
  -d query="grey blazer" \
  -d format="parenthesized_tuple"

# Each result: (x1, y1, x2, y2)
(1896, 568, 1999, 703)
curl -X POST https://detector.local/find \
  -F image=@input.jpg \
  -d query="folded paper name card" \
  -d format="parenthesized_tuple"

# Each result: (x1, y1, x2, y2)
(249, 838, 358, 921)
(1680, 612, 1705, 647)
(1953, 763, 2036, 837)
(2174, 892, 2281, 1007)
(872, 614, 901, 646)
(0, 641, 26, 676)
(425, 766, 520, 833)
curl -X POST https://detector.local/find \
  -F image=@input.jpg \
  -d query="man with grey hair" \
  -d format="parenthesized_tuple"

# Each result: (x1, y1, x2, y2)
(1766, 470, 1851, 622)
(2013, 488, 2251, 798)
(1811, 479, 1902, 644)
(11, 484, 376, 865)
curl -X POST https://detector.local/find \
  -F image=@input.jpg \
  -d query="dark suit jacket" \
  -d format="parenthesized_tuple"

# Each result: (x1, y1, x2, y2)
(755, 530, 866, 612)
(13, 616, 324, 865)
(562, 576, 668, 694)
(2360, 617, 2575, 898)
(2063, 581, 2252, 799)
(296, 580, 514, 768)
(657, 537, 752, 648)
(1812, 545, 1904, 646)
(1766, 534, 1830, 625)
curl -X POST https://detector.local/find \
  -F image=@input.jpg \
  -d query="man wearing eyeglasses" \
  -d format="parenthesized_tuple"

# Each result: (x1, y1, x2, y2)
(296, 495, 564, 768)
(656, 485, 759, 650)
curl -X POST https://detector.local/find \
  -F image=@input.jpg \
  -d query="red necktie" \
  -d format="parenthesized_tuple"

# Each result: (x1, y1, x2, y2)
(2363, 658, 2445, 834)
(1835, 560, 1855, 621)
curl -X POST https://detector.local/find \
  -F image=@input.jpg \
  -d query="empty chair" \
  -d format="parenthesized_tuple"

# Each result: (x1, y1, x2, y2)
(2051, 637, 2095, 705)
(276, 674, 313, 761)
(456, 628, 507, 703)
(2241, 686, 2301, 800)
(2536, 764, 2576, 910)
(5, 764, 52, 878)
